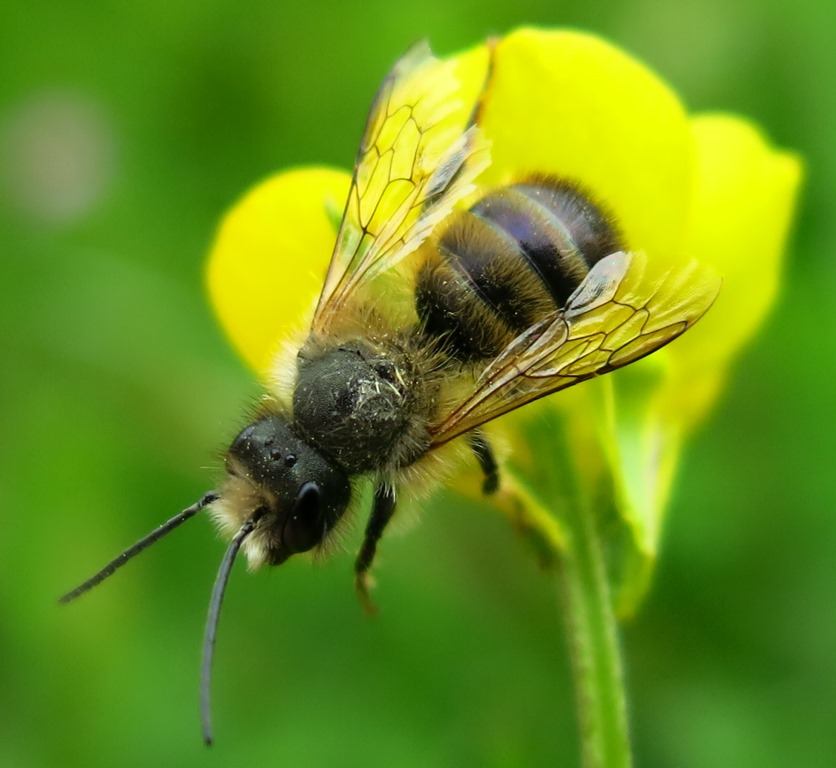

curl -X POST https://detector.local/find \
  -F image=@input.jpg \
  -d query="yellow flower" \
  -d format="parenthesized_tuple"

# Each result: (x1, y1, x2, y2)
(206, 28, 802, 612)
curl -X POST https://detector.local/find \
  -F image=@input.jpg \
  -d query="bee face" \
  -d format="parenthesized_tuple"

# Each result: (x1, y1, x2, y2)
(220, 415, 351, 566)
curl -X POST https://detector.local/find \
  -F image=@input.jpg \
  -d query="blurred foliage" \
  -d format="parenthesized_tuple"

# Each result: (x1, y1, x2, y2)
(0, 1, 832, 766)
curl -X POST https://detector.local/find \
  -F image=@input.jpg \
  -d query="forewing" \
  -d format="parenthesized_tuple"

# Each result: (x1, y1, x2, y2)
(429, 251, 721, 445)
(311, 42, 490, 334)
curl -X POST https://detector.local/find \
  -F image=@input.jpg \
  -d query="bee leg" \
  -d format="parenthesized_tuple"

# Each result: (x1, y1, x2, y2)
(468, 430, 500, 495)
(354, 485, 396, 615)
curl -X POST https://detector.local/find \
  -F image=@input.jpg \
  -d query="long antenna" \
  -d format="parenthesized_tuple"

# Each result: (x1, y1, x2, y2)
(59, 491, 220, 604)
(200, 515, 259, 747)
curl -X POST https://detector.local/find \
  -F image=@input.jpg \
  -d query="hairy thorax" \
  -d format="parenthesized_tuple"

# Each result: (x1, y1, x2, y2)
(292, 336, 441, 474)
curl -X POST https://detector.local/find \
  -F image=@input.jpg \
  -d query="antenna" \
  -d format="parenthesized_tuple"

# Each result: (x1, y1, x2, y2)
(200, 515, 259, 747)
(59, 491, 220, 604)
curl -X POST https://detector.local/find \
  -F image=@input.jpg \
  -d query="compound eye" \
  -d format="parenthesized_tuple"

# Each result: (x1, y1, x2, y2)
(282, 482, 326, 553)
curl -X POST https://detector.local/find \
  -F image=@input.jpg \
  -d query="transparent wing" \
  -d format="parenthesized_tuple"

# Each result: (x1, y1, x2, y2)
(429, 251, 721, 446)
(311, 42, 491, 334)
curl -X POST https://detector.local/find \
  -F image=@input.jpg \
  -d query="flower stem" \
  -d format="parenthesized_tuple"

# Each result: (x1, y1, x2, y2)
(556, 482, 632, 768)
(505, 408, 634, 766)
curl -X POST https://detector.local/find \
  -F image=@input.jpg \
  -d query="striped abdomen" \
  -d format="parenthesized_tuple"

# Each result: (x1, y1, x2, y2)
(415, 178, 623, 362)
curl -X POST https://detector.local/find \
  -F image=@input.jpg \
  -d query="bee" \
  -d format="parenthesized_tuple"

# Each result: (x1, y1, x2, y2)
(61, 40, 719, 743)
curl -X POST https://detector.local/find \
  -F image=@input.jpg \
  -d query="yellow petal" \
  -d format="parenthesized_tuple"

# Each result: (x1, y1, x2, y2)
(663, 114, 803, 428)
(600, 116, 802, 614)
(445, 42, 491, 132)
(206, 167, 351, 378)
(478, 28, 692, 259)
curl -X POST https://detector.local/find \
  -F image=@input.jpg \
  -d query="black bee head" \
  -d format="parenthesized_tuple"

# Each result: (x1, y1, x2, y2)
(221, 414, 352, 566)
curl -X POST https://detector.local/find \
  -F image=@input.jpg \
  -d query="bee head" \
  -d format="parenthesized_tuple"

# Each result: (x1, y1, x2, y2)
(217, 414, 352, 567)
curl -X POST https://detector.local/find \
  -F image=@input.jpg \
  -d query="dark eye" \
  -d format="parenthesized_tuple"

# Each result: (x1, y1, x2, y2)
(282, 482, 326, 553)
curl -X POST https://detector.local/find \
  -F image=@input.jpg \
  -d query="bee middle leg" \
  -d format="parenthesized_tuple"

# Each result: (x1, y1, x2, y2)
(354, 484, 396, 615)
(468, 429, 500, 495)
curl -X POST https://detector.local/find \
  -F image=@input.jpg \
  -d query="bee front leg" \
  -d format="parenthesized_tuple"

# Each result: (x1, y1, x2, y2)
(354, 485, 396, 615)
(468, 430, 500, 495)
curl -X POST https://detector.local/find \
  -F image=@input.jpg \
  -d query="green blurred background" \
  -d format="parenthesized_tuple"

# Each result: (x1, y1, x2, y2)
(2, 1, 832, 766)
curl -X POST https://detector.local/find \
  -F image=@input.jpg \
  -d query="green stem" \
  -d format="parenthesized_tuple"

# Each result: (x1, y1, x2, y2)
(506, 410, 634, 766)
(556, 485, 632, 768)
